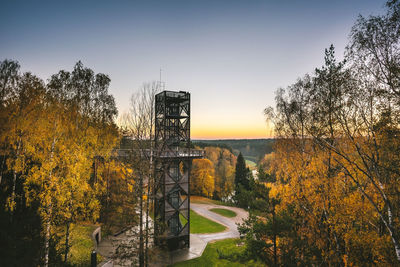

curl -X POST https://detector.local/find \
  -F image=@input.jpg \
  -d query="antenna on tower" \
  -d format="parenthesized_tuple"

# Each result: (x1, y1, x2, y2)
(158, 68, 165, 91)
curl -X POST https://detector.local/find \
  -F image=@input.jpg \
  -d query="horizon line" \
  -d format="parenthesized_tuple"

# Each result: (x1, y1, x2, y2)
(192, 137, 274, 141)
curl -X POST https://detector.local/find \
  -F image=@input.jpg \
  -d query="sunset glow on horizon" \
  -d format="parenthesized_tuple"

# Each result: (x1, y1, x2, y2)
(2, 1, 398, 264)
(191, 128, 271, 140)
(1, 0, 386, 140)
(191, 119, 272, 139)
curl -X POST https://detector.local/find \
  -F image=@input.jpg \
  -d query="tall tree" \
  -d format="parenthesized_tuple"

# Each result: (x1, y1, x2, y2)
(234, 153, 249, 191)
(202, 146, 236, 200)
(120, 81, 160, 267)
(0, 65, 46, 266)
(263, 2, 400, 262)
(266, 45, 400, 265)
(45, 61, 118, 264)
(0, 60, 119, 266)
(0, 59, 19, 106)
(190, 158, 215, 197)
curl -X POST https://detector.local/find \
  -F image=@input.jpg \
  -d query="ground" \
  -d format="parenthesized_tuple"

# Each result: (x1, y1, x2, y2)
(245, 159, 257, 170)
(171, 238, 264, 267)
(96, 197, 250, 266)
(163, 202, 249, 265)
(67, 223, 103, 266)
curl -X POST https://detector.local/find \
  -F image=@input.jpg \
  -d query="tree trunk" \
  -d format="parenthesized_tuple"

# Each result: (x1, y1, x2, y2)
(139, 173, 144, 267)
(144, 148, 153, 267)
(272, 205, 277, 266)
(0, 155, 5, 185)
(64, 222, 71, 263)
(11, 170, 17, 208)
(394, 241, 400, 262)
(44, 206, 52, 267)
(44, 135, 56, 267)
(340, 163, 400, 263)
(10, 137, 21, 219)
(388, 205, 400, 262)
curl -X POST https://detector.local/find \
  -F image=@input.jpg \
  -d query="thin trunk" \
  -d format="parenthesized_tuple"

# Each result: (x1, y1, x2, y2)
(44, 135, 57, 267)
(11, 170, 17, 210)
(0, 155, 5, 184)
(64, 221, 71, 263)
(272, 205, 277, 266)
(10, 137, 21, 222)
(106, 162, 110, 224)
(144, 181, 150, 267)
(388, 205, 400, 261)
(394, 241, 400, 262)
(145, 147, 153, 267)
(339, 162, 400, 262)
(145, 90, 155, 266)
(139, 172, 144, 267)
(94, 157, 97, 183)
(44, 205, 52, 267)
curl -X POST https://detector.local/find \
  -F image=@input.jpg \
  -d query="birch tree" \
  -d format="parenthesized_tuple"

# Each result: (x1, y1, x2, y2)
(120, 81, 160, 267)
(0, 60, 118, 266)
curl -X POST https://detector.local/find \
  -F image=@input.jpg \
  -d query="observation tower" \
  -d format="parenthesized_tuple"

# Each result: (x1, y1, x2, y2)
(153, 91, 203, 250)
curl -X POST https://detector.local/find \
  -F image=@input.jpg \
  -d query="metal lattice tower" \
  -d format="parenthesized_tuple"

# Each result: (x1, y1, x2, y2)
(153, 90, 203, 250)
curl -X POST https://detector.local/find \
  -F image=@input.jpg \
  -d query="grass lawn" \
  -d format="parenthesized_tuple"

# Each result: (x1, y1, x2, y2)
(243, 156, 258, 163)
(67, 223, 103, 266)
(209, 208, 237, 218)
(149, 207, 225, 234)
(245, 160, 257, 170)
(170, 238, 264, 267)
(190, 209, 226, 234)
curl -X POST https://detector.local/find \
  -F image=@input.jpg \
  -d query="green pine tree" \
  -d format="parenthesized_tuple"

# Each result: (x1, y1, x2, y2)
(235, 153, 248, 188)
(234, 153, 251, 207)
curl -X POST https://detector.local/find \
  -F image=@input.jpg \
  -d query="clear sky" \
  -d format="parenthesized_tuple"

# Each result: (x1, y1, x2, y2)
(0, 0, 387, 139)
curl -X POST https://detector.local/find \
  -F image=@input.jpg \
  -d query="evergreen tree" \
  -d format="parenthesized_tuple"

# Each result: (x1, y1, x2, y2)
(234, 153, 249, 191)
(234, 152, 251, 207)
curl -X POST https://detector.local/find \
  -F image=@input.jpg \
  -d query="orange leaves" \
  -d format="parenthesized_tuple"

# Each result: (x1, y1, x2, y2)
(266, 136, 398, 264)
(201, 146, 236, 199)
(191, 158, 215, 197)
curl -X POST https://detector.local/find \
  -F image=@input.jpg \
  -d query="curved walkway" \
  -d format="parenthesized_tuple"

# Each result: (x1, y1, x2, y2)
(97, 203, 248, 266)
(166, 203, 248, 265)
(191, 203, 248, 242)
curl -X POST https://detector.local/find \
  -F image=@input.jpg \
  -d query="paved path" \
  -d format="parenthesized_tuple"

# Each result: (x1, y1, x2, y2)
(98, 203, 248, 266)
(191, 203, 248, 242)
(165, 203, 249, 265)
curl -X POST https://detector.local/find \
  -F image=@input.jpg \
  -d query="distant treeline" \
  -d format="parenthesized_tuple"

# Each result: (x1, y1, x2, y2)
(192, 141, 233, 153)
(193, 139, 274, 163)
(121, 137, 275, 164)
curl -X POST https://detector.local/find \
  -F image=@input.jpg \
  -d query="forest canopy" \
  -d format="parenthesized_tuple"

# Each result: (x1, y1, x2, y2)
(251, 1, 400, 264)
(0, 60, 121, 266)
